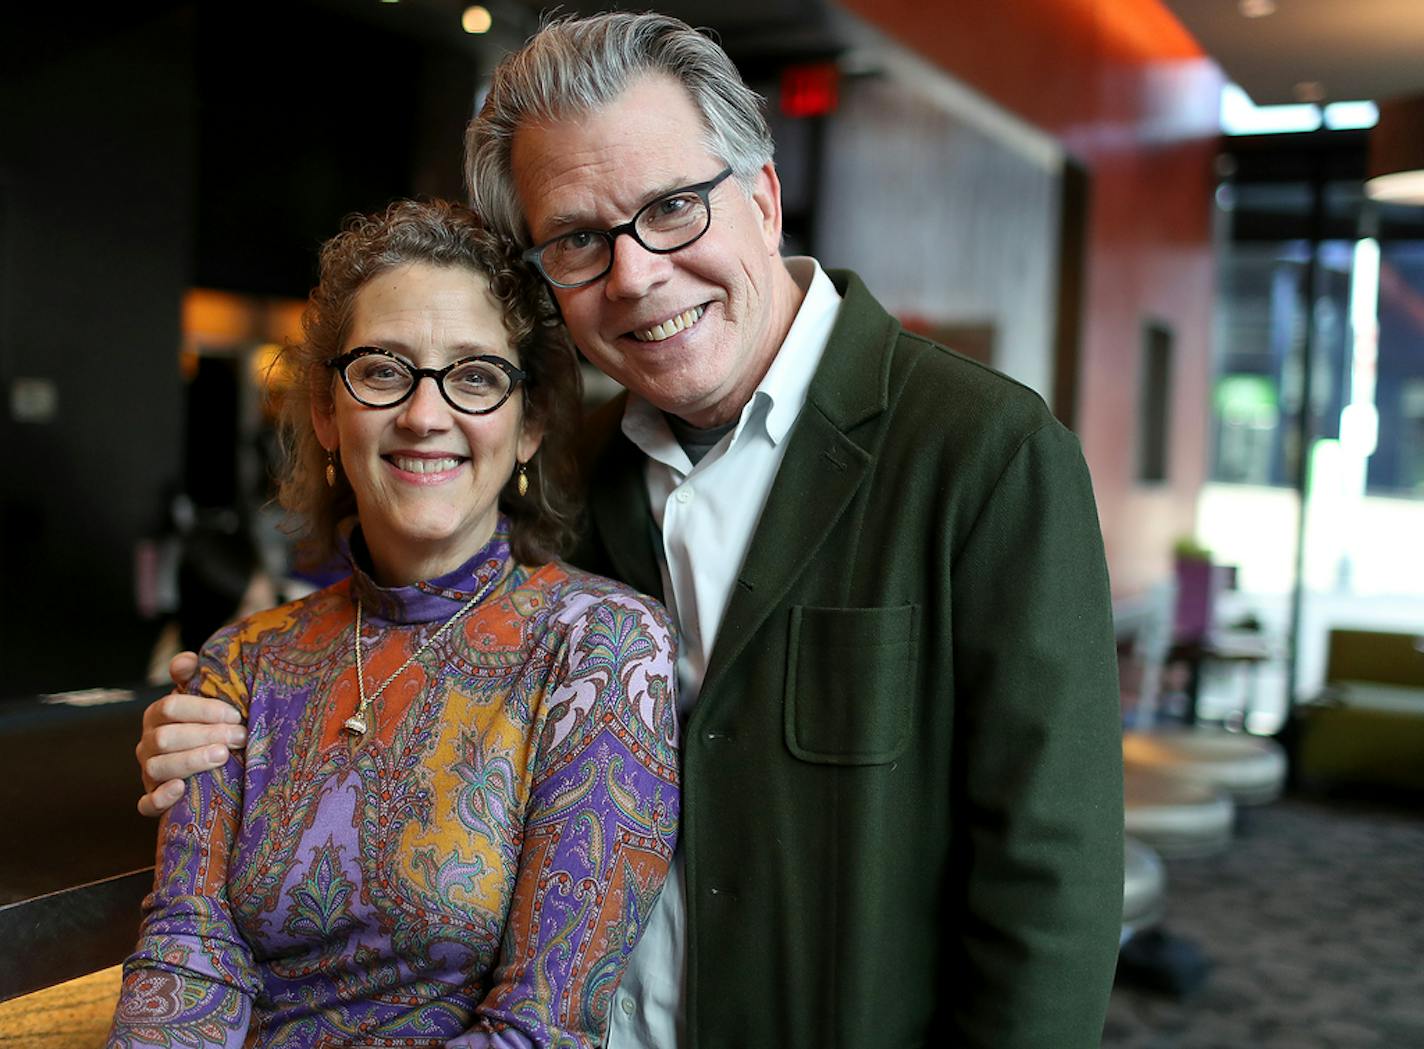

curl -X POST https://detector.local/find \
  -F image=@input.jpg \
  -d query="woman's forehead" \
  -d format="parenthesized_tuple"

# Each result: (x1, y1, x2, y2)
(347, 263, 513, 359)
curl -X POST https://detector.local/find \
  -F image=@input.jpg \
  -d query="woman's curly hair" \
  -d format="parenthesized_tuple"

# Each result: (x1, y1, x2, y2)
(276, 198, 582, 567)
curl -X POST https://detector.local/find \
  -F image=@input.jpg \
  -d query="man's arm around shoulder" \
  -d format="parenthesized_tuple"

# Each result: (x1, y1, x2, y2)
(135, 651, 247, 817)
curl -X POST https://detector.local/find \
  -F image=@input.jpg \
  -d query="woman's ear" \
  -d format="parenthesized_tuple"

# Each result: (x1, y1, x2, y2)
(311, 399, 338, 453)
(517, 411, 545, 463)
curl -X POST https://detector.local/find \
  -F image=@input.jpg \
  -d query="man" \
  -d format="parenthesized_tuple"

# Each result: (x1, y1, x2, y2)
(138, 12, 1124, 1047)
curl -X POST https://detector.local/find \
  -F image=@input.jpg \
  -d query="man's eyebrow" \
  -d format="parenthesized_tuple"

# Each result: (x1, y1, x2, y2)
(539, 211, 589, 237)
(539, 176, 701, 236)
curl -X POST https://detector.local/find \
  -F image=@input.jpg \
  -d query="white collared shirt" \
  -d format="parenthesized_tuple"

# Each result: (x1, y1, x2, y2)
(605, 258, 843, 1048)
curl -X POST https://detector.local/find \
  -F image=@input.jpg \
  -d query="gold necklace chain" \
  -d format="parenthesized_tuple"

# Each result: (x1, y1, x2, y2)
(343, 572, 500, 736)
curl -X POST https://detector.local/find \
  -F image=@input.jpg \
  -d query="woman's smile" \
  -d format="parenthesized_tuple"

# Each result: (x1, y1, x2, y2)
(383, 451, 468, 482)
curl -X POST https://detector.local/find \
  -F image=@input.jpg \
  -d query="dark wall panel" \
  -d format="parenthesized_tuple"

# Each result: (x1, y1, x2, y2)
(0, 9, 196, 695)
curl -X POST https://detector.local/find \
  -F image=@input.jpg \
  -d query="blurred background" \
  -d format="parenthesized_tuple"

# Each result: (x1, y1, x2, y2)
(0, 1, 1421, 1045)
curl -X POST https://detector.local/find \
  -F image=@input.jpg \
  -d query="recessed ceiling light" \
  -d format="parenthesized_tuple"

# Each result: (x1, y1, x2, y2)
(462, 5, 492, 33)
(1239, 0, 1276, 17)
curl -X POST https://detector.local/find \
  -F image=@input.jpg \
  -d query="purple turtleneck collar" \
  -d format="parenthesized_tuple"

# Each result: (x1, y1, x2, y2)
(344, 517, 514, 626)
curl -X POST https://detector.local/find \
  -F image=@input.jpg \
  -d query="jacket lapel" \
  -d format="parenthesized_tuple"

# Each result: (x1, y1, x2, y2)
(693, 271, 899, 723)
(586, 418, 665, 603)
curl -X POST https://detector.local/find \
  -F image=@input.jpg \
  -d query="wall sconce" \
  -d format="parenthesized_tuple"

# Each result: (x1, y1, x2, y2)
(1366, 95, 1424, 205)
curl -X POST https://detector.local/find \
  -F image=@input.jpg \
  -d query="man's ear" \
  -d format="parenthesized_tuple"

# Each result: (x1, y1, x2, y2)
(750, 162, 784, 255)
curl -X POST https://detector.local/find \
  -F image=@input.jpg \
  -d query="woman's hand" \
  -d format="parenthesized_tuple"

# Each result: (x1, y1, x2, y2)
(136, 651, 248, 817)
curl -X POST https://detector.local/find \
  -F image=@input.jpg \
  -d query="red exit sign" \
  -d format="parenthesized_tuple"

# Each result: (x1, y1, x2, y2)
(780, 62, 840, 118)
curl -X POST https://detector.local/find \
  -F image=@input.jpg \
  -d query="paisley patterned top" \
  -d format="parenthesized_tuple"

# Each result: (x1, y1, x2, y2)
(108, 525, 680, 1048)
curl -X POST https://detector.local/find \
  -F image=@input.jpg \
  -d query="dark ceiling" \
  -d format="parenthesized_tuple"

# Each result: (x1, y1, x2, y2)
(3, 0, 847, 299)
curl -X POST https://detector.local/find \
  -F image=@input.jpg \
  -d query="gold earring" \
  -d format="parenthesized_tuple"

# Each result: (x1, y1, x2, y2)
(325, 450, 337, 488)
(516, 461, 529, 497)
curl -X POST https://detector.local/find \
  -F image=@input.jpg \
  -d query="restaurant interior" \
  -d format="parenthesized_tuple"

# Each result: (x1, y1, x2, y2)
(1, 0, 1421, 1045)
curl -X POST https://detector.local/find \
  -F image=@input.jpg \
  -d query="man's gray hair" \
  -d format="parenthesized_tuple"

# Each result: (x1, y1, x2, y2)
(465, 11, 775, 244)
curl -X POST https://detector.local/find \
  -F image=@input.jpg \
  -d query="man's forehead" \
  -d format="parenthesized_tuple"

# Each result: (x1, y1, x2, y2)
(510, 78, 716, 233)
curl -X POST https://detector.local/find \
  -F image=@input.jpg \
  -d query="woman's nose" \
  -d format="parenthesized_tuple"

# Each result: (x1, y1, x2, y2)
(394, 375, 452, 433)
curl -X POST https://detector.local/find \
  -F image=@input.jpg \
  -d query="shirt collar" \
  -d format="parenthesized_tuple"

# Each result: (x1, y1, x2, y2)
(620, 256, 843, 462)
(343, 516, 513, 625)
(755, 257, 841, 445)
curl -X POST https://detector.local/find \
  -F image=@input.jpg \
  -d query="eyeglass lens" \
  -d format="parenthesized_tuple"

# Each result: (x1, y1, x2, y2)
(540, 188, 712, 286)
(343, 354, 514, 413)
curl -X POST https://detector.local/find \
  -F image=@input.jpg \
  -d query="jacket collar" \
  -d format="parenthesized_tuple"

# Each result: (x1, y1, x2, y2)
(694, 269, 897, 712)
(583, 394, 666, 601)
(584, 268, 902, 713)
(805, 269, 898, 434)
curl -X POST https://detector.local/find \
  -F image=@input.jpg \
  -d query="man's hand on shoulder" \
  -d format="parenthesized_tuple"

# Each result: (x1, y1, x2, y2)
(136, 651, 247, 817)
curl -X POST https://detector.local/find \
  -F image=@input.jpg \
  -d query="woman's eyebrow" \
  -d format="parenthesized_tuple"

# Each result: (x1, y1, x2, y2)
(444, 342, 507, 359)
(350, 341, 504, 362)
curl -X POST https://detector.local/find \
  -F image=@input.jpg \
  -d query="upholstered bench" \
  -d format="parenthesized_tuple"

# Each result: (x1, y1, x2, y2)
(1124, 727, 1287, 806)
(1121, 836, 1167, 942)
(1123, 765, 1235, 858)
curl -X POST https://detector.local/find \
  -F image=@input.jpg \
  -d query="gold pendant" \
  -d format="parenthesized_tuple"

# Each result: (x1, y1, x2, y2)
(343, 714, 367, 735)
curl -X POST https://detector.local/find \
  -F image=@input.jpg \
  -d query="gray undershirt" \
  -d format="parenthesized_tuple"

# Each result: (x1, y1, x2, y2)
(663, 413, 736, 466)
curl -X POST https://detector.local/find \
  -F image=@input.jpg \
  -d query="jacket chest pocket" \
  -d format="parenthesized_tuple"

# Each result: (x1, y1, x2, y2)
(784, 604, 918, 765)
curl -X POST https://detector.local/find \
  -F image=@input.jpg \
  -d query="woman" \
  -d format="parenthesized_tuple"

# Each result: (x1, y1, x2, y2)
(108, 200, 680, 1048)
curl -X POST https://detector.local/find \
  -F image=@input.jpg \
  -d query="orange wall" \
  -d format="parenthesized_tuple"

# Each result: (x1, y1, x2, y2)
(841, 0, 1224, 596)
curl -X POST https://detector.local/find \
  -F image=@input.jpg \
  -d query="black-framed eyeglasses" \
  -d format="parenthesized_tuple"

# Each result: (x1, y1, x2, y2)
(326, 347, 527, 415)
(522, 166, 735, 289)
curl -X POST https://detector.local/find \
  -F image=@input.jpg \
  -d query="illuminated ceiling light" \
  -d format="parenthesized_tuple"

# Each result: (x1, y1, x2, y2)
(1238, 0, 1276, 17)
(462, 5, 492, 33)
(1323, 100, 1379, 131)
(1219, 82, 1321, 136)
(1367, 95, 1424, 205)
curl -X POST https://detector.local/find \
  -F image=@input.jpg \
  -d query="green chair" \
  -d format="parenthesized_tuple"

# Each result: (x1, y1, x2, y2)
(1296, 628, 1424, 792)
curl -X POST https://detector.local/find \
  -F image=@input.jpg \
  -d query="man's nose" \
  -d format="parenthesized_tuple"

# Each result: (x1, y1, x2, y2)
(603, 230, 673, 300)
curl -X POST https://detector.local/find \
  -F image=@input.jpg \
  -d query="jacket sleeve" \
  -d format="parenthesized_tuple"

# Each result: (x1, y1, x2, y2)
(107, 629, 259, 1048)
(450, 588, 681, 1048)
(945, 420, 1124, 1047)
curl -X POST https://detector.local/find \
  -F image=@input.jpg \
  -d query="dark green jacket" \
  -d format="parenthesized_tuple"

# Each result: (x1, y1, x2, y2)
(574, 270, 1123, 1049)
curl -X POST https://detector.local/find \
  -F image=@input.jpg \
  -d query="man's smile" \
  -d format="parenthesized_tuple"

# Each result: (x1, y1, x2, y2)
(631, 304, 706, 343)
